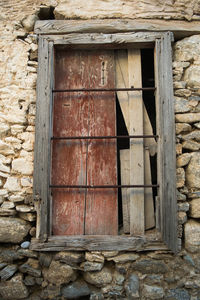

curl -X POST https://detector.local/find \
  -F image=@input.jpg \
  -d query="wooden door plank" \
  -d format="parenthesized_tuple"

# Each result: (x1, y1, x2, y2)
(52, 50, 90, 235)
(144, 148, 155, 229)
(85, 50, 118, 235)
(128, 49, 144, 235)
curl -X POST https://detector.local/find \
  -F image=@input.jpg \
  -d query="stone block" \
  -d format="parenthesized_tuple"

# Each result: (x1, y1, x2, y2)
(186, 152, 200, 188)
(81, 261, 104, 272)
(175, 113, 200, 123)
(0, 140, 14, 155)
(175, 97, 191, 113)
(124, 274, 139, 299)
(43, 260, 77, 285)
(85, 252, 104, 263)
(176, 153, 191, 167)
(61, 280, 91, 299)
(142, 284, 164, 299)
(166, 288, 190, 300)
(19, 258, 41, 277)
(12, 158, 33, 175)
(182, 140, 200, 151)
(0, 217, 31, 243)
(84, 267, 112, 287)
(0, 264, 18, 280)
(107, 253, 139, 263)
(176, 123, 192, 134)
(132, 259, 168, 274)
(189, 198, 200, 218)
(176, 168, 185, 188)
(4, 177, 21, 192)
(185, 220, 200, 253)
(0, 273, 29, 299)
(55, 251, 84, 265)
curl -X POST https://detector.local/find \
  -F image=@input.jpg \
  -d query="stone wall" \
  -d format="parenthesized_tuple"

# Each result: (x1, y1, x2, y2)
(0, 0, 200, 299)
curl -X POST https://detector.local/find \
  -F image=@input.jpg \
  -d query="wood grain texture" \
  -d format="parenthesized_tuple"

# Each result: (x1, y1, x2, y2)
(116, 49, 156, 234)
(30, 234, 168, 252)
(128, 49, 144, 236)
(120, 149, 130, 233)
(51, 50, 117, 235)
(154, 33, 177, 252)
(44, 32, 162, 49)
(144, 148, 155, 229)
(33, 37, 53, 240)
(35, 19, 200, 39)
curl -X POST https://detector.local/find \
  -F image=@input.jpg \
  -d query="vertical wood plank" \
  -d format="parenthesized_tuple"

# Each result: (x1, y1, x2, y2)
(116, 50, 156, 233)
(85, 50, 118, 235)
(120, 149, 130, 233)
(51, 50, 117, 235)
(128, 49, 144, 235)
(155, 33, 177, 252)
(144, 148, 155, 229)
(52, 50, 89, 235)
(34, 37, 53, 240)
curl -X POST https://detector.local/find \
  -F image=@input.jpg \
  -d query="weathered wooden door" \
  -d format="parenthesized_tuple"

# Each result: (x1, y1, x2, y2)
(51, 49, 118, 235)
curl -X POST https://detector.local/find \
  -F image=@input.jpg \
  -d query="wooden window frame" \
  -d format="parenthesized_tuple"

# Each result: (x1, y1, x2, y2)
(31, 21, 177, 253)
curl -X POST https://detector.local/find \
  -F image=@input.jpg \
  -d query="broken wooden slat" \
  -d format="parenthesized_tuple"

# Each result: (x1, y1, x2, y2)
(120, 149, 130, 233)
(116, 50, 156, 233)
(115, 50, 157, 155)
(144, 148, 155, 229)
(128, 49, 144, 235)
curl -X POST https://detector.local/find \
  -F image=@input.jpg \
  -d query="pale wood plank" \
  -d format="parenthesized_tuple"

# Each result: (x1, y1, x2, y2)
(128, 49, 144, 235)
(154, 33, 177, 252)
(115, 50, 129, 131)
(35, 19, 200, 39)
(144, 148, 155, 229)
(116, 50, 156, 233)
(120, 149, 130, 233)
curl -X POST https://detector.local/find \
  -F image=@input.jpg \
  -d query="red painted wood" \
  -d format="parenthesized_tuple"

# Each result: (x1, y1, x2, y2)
(85, 52, 118, 235)
(51, 49, 117, 235)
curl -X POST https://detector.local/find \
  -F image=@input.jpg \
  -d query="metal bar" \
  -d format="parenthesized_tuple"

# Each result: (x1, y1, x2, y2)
(53, 87, 156, 93)
(51, 135, 158, 140)
(50, 184, 159, 189)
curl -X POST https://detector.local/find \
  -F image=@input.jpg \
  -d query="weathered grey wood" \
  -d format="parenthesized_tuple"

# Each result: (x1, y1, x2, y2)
(33, 37, 53, 240)
(144, 148, 155, 229)
(115, 50, 157, 154)
(129, 49, 144, 236)
(44, 32, 163, 48)
(35, 19, 200, 39)
(120, 149, 130, 233)
(30, 235, 168, 251)
(154, 33, 177, 252)
(115, 50, 129, 130)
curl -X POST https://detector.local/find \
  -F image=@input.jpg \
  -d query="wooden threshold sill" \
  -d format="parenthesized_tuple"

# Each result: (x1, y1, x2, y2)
(30, 234, 169, 252)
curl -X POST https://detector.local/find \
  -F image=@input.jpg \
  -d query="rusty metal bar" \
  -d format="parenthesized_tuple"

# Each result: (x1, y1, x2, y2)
(53, 87, 156, 93)
(50, 184, 159, 189)
(51, 135, 158, 140)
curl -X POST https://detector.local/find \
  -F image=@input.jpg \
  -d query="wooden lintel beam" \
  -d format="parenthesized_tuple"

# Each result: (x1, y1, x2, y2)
(35, 19, 200, 40)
